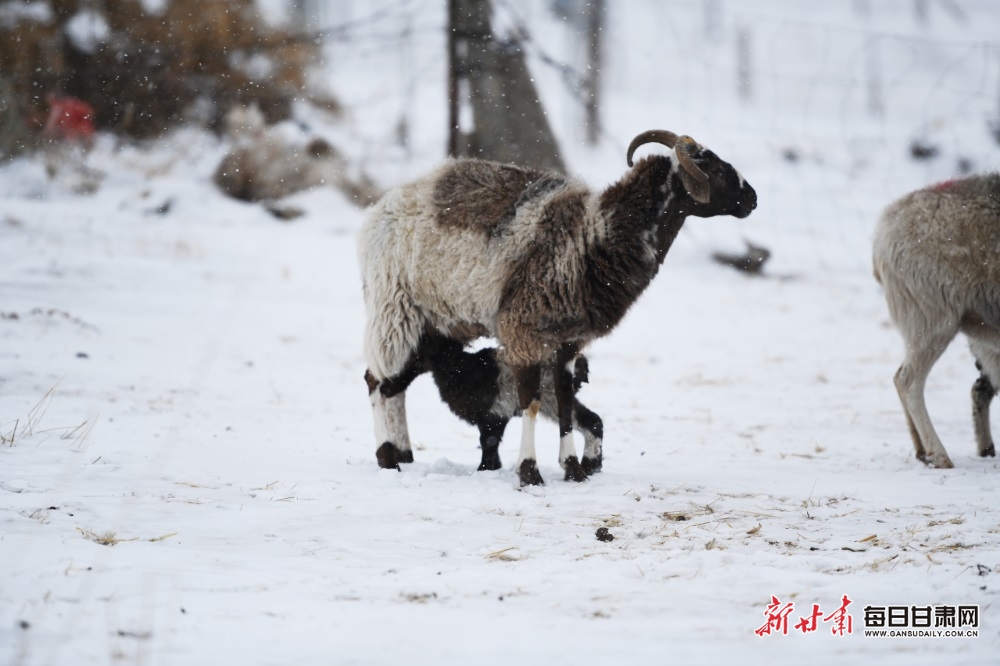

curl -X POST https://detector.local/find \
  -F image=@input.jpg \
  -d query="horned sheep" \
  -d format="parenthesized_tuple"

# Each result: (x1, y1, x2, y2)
(359, 129, 758, 486)
(873, 173, 1000, 468)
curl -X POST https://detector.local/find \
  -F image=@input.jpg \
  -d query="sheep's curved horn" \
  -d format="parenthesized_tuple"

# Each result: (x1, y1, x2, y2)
(626, 130, 680, 167)
(674, 136, 708, 186)
(675, 136, 710, 204)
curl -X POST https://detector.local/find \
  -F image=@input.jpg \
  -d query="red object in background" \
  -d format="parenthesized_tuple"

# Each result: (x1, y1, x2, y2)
(43, 96, 96, 145)
(930, 178, 959, 193)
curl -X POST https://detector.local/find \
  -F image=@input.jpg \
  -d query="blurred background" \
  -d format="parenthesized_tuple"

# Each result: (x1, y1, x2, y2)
(3, 0, 999, 270)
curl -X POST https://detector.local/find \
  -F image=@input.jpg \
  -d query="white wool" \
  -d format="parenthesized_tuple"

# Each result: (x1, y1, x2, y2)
(873, 178, 1000, 468)
(558, 433, 576, 466)
(359, 165, 596, 380)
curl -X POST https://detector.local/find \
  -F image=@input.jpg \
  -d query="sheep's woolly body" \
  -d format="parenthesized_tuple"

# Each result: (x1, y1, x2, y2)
(360, 159, 621, 379)
(873, 173, 1000, 467)
(874, 174, 1000, 336)
(214, 106, 380, 205)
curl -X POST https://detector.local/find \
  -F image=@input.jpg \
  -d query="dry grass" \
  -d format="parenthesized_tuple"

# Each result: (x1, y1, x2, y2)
(486, 547, 522, 562)
(77, 528, 135, 547)
(0, 419, 18, 447)
(25, 382, 59, 437)
(3, 381, 60, 446)
(0, 0, 317, 139)
(77, 528, 176, 546)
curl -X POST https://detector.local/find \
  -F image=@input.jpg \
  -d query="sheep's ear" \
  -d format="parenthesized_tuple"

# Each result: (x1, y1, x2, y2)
(679, 169, 711, 204)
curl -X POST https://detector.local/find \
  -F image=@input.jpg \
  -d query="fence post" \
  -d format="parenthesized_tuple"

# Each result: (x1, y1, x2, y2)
(447, 0, 565, 171)
(865, 34, 883, 118)
(583, 0, 604, 145)
(737, 26, 752, 101)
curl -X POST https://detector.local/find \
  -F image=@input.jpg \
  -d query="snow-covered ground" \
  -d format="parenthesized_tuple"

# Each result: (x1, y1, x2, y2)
(3, 1, 1000, 664)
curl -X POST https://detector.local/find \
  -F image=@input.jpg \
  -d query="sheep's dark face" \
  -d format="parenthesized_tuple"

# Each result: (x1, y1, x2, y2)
(684, 147, 757, 219)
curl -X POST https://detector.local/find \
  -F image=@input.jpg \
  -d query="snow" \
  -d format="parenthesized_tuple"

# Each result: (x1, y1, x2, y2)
(3, 1, 1000, 664)
(63, 10, 110, 55)
(136, 0, 169, 16)
(0, 1, 52, 28)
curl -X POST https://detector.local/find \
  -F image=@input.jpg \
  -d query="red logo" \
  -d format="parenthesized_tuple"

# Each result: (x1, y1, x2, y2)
(756, 595, 853, 637)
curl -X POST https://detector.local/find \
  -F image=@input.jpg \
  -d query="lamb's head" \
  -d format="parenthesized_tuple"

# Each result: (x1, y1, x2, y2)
(626, 130, 757, 219)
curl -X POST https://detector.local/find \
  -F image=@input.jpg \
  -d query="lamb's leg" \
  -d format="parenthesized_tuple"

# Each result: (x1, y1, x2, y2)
(366, 351, 424, 470)
(554, 347, 587, 482)
(478, 415, 509, 471)
(512, 364, 544, 486)
(893, 327, 957, 469)
(575, 400, 604, 474)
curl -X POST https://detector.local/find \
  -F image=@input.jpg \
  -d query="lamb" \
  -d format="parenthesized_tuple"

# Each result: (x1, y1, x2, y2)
(364, 332, 603, 477)
(873, 173, 1000, 468)
(360, 129, 757, 486)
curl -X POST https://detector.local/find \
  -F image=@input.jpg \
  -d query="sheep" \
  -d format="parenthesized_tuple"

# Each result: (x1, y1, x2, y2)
(364, 331, 603, 477)
(360, 129, 757, 486)
(214, 105, 380, 206)
(873, 173, 1000, 468)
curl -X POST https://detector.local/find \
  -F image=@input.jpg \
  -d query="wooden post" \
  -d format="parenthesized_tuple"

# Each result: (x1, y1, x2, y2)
(447, 0, 460, 157)
(736, 26, 752, 101)
(583, 0, 604, 145)
(865, 34, 883, 118)
(446, 0, 564, 171)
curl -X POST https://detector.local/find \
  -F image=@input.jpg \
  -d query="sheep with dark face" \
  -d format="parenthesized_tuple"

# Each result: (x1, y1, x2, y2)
(364, 332, 603, 476)
(360, 129, 757, 486)
(873, 173, 1000, 468)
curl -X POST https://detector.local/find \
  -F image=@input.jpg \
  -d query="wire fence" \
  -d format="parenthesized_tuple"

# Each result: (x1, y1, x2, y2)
(303, 0, 1000, 273)
(309, 0, 999, 157)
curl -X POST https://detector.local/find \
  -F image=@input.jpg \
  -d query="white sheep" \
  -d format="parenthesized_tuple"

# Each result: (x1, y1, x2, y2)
(873, 173, 1000, 468)
(359, 130, 757, 485)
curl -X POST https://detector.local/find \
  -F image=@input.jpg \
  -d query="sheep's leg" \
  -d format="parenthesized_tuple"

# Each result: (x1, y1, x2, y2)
(971, 371, 996, 457)
(554, 348, 587, 482)
(478, 415, 509, 471)
(968, 346, 1000, 457)
(575, 400, 604, 475)
(365, 350, 424, 470)
(512, 364, 544, 486)
(371, 392, 412, 469)
(893, 329, 956, 469)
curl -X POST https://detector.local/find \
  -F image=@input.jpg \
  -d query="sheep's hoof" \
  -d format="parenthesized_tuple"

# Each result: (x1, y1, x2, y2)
(581, 455, 603, 475)
(376, 442, 412, 470)
(920, 452, 954, 469)
(518, 459, 545, 487)
(478, 454, 502, 471)
(479, 437, 502, 471)
(563, 456, 588, 482)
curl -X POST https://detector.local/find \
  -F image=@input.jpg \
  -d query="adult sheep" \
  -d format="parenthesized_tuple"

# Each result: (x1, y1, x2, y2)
(360, 130, 757, 486)
(873, 173, 1000, 468)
